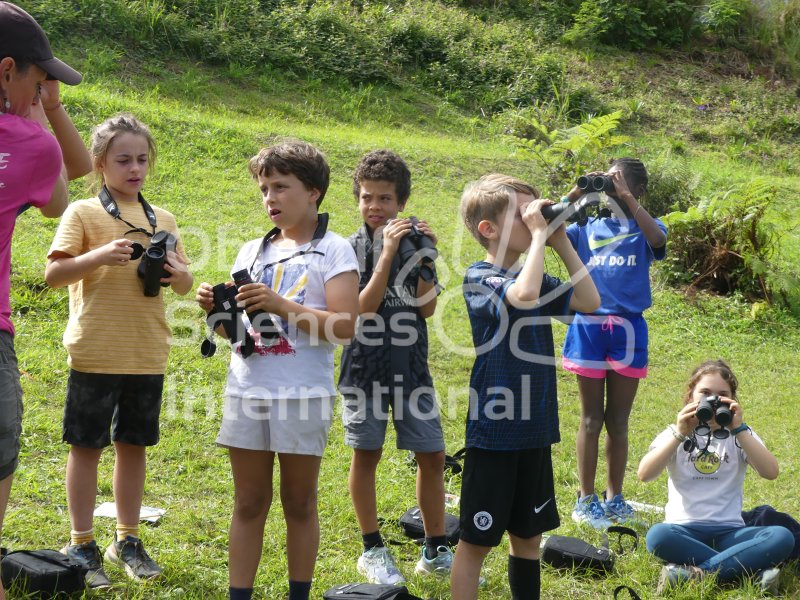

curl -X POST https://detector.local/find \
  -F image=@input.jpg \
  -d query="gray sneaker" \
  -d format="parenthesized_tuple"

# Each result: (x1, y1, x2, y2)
(61, 541, 112, 589)
(414, 545, 453, 577)
(104, 535, 162, 581)
(356, 546, 405, 585)
(760, 567, 781, 595)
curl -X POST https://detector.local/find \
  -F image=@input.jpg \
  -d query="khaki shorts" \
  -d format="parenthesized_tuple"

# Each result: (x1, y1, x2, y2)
(0, 331, 23, 481)
(216, 395, 335, 457)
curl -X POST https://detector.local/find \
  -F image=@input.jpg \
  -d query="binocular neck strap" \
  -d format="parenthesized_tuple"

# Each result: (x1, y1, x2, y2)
(249, 213, 330, 273)
(99, 185, 157, 237)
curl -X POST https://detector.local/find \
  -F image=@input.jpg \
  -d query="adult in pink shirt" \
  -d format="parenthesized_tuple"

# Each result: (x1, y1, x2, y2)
(0, 3, 88, 598)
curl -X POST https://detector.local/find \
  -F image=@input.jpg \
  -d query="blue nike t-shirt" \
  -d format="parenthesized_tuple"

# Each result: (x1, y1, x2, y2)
(566, 217, 667, 315)
(462, 262, 572, 451)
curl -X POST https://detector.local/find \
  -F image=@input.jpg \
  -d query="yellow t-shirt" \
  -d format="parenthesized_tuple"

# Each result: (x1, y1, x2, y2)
(48, 197, 188, 374)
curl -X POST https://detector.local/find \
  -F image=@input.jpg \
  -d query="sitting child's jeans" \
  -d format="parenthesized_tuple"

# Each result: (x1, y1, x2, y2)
(646, 522, 794, 582)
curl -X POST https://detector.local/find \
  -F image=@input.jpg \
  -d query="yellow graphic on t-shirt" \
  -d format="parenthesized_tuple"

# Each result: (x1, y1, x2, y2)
(693, 451, 723, 475)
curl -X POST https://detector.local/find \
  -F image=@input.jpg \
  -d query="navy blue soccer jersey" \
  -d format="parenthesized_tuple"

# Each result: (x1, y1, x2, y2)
(462, 261, 572, 450)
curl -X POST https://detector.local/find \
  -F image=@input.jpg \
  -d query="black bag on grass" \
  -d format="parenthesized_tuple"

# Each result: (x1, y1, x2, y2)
(323, 583, 423, 599)
(0, 548, 86, 598)
(399, 507, 461, 546)
(541, 526, 638, 574)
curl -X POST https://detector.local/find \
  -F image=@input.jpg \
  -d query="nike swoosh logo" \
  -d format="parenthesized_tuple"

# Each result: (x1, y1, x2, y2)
(588, 232, 637, 251)
(534, 498, 552, 514)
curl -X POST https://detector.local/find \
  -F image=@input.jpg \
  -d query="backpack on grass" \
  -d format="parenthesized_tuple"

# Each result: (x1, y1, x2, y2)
(0, 548, 87, 598)
(398, 507, 461, 546)
(541, 526, 638, 574)
(322, 583, 423, 600)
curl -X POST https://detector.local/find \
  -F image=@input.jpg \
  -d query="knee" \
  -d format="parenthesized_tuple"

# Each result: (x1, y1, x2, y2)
(604, 415, 629, 439)
(415, 451, 445, 473)
(70, 446, 103, 466)
(766, 526, 796, 559)
(645, 523, 673, 554)
(580, 415, 604, 437)
(281, 489, 318, 522)
(352, 448, 382, 472)
(233, 490, 271, 522)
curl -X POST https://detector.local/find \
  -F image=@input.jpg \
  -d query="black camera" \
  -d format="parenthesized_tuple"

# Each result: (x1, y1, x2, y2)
(694, 394, 732, 439)
(577, 174, 616, 194)
(130, 231, 176, 297)
(397, 216, 438, 282)
(201, 269, 280, 359)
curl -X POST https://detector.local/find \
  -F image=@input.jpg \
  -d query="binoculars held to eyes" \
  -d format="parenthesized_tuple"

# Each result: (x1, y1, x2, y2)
(694, 394, 733, 440)
(577, 175, 616, 194)
(130, 231, 176, 297)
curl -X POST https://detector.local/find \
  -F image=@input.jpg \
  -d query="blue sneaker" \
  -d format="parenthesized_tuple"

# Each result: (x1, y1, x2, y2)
(656, 563, 703, 593)
(602, 493, 636, 524)
(414, 545, 453, 577)
(571, 493, 612, 529)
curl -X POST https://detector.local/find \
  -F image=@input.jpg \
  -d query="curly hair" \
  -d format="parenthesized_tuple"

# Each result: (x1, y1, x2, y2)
(352, 150, 411, 204)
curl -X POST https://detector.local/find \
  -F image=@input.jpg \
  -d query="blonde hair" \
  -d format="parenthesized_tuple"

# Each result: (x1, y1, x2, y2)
(683, 359, 739, 404)
(460, 173, 539, 248)
(89, 113, 156, 191)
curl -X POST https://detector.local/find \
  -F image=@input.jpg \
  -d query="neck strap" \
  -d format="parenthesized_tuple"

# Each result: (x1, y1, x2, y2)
(99, 185, 157, 237)
(248, 213, 330, 277)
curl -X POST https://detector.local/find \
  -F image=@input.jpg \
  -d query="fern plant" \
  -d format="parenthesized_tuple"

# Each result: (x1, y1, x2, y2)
(511, 110, 630, 189)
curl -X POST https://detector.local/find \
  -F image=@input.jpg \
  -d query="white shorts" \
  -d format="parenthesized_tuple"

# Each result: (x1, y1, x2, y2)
(216, 396, 335, 456)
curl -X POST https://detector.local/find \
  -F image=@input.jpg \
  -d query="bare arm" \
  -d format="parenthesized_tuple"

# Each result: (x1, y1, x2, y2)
(639, 401, 698, 482)
(27, 98, 70, 218)
(548, 226, 600, 313)
(358, 219, 412, 315)
(236, 270, 359, 344)
(610, 171, 667, 249)
(725, 398, 779, 480)
(39, 81, 92, 181)
(162, 250, 193, 296)
(45, 239, 135, 288)
(504, 200, 548, 308)
(413, 220, 438, 319)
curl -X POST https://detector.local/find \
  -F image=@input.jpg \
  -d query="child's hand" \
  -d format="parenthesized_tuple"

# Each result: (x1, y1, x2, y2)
(98, 239, 135, 267)
(521, 199, 549, 233)
(379, 218, 412, 256)
(676, 401, 699, 437)
(720, 396, 743, 429)
(414, 220, 438, 245)
(196, 282, 219, 313)
(161, 250, 192, 292)
(608, 170, 635, 204)
(235, 282, 284, 314)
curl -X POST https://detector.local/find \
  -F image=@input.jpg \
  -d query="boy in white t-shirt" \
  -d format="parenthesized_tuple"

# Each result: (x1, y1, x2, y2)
(196, 140, 359, 600)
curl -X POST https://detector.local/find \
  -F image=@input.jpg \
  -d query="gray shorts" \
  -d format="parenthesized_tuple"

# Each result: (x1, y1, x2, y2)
(0, 331, 23, 481)
(341, 388, 445, 452)
(216, 396, 335, 457)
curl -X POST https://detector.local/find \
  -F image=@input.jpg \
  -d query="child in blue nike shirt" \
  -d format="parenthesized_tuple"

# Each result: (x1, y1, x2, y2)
(560, 158, 667, 529)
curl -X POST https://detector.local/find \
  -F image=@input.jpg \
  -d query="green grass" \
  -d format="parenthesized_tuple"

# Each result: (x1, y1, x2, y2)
(4, 5, 800, 599)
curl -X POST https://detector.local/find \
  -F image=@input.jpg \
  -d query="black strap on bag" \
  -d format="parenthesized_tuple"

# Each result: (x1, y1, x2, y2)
(322, 582, 423, 600)
(602, 526, 639, 554)
(613, 585, 643, 600)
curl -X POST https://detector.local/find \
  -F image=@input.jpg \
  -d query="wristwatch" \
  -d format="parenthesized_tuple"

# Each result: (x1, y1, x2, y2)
(730, 423, 750, 436)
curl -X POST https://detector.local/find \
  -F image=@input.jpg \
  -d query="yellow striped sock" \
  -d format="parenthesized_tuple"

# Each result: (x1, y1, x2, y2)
(70, 529, 94, 546)
(116, 523, 139, 542)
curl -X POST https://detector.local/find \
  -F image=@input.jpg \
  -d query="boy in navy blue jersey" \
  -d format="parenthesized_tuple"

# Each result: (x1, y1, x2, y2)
(450, 174, 600, 600)
(338, 150, 451, 584)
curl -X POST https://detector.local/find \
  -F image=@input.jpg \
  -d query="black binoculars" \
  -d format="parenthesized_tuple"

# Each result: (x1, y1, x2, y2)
(130, 231, 176, 297)
(577, 174, 616, 194)
(397, 216, 437, 282)
(540, 196, 599, 227)
(695, 394, 732, 439)
(201, 269, 281, 359)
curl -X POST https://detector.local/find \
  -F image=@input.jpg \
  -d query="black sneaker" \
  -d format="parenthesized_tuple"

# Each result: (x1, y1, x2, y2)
(104, 535, 162, 581)
(61, 540, 112, 589)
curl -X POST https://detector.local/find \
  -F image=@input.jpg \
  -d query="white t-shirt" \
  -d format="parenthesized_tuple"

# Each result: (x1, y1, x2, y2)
(224, 231, 358, 399)
(653, 428, 765, 527)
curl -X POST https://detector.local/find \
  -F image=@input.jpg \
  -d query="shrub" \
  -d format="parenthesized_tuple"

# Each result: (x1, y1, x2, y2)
(645, 151, 701, 217)
(659, 180, 799, 307)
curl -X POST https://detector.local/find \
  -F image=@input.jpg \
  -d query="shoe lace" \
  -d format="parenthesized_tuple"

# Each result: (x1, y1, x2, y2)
(586, 499, 608, 520)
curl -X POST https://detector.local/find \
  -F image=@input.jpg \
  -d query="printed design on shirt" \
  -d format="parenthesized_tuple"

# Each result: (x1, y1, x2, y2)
(383, 284, 416, 309)
(690, 449, 728, 475)
(473, 511, 493, 531)
(251, 261, 310, 356)
(483, 276, 507, 290)
(0, 152, 10, 190)
(588, 232, 638, 251)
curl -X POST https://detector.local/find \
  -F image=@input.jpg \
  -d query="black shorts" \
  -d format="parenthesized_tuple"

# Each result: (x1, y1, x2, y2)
(459, 446, 560, 547)
(63, 370, 164, 449)
(0, 331, 22, 480)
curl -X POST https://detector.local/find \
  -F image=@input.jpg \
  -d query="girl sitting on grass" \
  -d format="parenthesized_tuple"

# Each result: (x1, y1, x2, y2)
(638, 359, 793, 594)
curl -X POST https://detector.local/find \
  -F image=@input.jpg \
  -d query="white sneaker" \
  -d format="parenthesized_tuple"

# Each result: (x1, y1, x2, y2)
(572, 493, 613, 530)
(760, 567, 781, 595)
(357, 546, 405, 585)
(414, 545, 453, 577)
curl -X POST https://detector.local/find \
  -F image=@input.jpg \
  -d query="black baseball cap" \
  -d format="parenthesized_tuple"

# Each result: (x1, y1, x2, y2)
(0, 1, 81, 85)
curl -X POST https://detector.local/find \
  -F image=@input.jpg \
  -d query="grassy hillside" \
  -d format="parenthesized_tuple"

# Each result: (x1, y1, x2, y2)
(5, 1, 800, 598)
